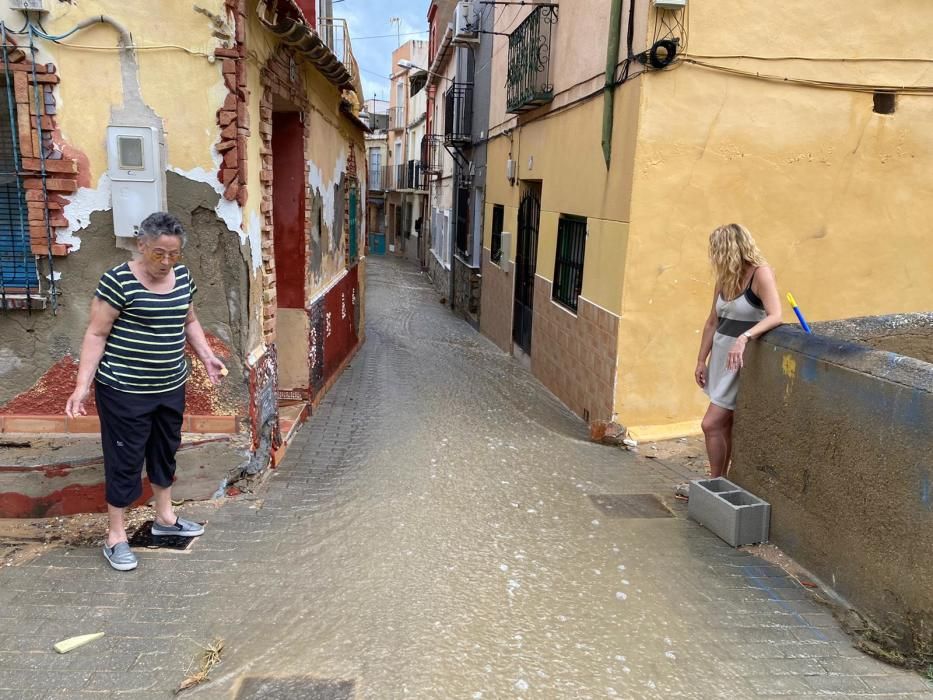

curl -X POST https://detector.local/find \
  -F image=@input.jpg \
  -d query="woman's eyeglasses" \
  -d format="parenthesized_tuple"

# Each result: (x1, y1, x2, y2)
(146, 248, 182, 262)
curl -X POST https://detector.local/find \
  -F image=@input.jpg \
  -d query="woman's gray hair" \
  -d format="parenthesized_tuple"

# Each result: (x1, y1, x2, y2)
(137, 212, 188, 247)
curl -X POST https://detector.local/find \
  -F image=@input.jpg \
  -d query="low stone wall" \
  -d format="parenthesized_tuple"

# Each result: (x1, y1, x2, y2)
(426, 251, 450, 300)
(453, 256, 481, 328)
(730, 313, 932, 661)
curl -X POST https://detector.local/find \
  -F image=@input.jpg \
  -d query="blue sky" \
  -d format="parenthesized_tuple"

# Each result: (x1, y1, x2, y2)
(338, 0, 430, 107)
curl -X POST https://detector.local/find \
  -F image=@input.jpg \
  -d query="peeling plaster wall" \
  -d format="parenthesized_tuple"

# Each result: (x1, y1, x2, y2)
(4, 1, 230, 180)
(244, 11, 365, 307)
(0, 1, 365, 463)
(0, 1, 264, 414)
(0, 214, 125, 403)
(306, 104, 354, 299)
(0, 174, 253, 409)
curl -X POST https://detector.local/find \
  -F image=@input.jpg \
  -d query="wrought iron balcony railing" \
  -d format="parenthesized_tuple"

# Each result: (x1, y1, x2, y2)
(506, 6, 558, 114)
(444, 82, 473, 145)
(385, 160, 425, 191)
(421, 134, 443, 175)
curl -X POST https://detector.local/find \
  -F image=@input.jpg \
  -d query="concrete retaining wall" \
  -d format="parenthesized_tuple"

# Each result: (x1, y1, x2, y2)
(730, 313, 932, 660)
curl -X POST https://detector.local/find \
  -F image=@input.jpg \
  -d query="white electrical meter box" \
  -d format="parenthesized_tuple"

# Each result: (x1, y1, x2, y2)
(505, 158, 516, 183)
(654, 0, 686, 9)
(499, 231, 512, 273)
(107, 126, 165, 238)
(9, 0, 49, 13)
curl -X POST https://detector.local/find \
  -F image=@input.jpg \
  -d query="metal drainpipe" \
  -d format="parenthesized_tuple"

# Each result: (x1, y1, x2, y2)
(602, 0, 625, 168)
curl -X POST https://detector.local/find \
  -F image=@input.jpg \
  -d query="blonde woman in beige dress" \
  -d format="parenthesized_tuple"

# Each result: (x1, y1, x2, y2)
(679, 225, 783, 496)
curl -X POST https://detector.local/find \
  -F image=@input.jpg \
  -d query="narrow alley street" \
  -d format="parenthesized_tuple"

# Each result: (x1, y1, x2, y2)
(1, 256, 929, 699)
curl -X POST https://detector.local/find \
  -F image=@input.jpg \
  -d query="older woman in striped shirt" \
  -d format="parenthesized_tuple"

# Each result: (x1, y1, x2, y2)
(65, 212, 226, 571)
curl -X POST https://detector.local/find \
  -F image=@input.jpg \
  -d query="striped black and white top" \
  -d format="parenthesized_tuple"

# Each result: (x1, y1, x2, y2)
(94, 263, 197, 395)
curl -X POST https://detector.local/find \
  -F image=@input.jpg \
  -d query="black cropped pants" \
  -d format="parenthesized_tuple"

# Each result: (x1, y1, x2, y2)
(95, 381, 186, 508)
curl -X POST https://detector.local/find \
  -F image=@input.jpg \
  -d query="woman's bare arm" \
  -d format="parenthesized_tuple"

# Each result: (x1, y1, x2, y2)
(65, 298, 119, 417)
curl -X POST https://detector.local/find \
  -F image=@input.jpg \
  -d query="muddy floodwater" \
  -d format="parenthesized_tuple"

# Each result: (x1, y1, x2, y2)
(1, 257, 925, 700)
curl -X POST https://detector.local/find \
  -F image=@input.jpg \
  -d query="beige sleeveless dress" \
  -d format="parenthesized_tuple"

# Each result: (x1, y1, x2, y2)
(705, 273, 767, 410)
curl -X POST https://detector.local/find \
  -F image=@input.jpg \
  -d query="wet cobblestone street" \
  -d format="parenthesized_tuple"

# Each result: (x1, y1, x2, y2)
(0, 256, 929, 699)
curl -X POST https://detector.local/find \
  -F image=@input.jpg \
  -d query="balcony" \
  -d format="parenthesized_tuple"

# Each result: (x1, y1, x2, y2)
(506, 6, 558, 114)
(444, 82, 473, 145)
(386, 160, 425, 192)
(388, 106, 406, 132)
(421, 134, 442, 175)
(258, 5, 360, 93)
(315, 17, 360, 86)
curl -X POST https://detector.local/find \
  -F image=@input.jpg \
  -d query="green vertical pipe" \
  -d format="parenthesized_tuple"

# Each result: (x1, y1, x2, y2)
(602, 0, 625, 168)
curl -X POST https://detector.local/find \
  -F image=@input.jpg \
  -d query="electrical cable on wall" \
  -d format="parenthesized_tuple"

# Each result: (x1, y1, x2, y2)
(647, 39, 678, 69)
(649, 3, 688, 67)
(678, 57, 933, 94)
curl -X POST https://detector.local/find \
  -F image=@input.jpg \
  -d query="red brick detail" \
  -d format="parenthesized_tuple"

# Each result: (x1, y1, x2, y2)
(257, 46, 312, 345)
(213, 0, 249, 205)
(20, 157, 77, 174)
(2, 36, 80, 259)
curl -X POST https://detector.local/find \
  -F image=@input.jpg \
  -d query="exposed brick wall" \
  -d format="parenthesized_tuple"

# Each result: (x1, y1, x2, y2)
(530, 276, 618, 423)
(259, 46, 311, 343)
(215, 0, 249, 206)
(4, 42, 79, 260)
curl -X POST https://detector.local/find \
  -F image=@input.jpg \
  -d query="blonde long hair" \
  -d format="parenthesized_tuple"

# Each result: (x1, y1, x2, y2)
(709, 224, 767, 300)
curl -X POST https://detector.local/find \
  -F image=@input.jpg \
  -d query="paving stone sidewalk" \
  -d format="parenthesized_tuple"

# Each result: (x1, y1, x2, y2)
(0, 257, 929, 699)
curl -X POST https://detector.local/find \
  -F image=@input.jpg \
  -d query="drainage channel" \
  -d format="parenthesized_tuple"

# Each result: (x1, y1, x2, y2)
(588, 493, 680, 519)
(127, 520, 202, 551)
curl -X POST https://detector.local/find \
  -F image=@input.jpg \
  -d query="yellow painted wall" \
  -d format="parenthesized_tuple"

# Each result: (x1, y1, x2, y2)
(615, 3, 933, 428)
(580, 219, 629, 314)
(3, 1, 228, 181)
(482, 84, 641, 319)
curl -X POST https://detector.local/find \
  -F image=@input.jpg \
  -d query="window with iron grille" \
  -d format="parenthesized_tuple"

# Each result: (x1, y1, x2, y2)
(552, 215, 586, 311)
(0, 78, 37, 298)
(490, 204, 504, 264)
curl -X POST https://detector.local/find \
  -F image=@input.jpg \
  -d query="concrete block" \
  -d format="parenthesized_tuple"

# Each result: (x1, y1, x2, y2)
(688, 477, 770, 547)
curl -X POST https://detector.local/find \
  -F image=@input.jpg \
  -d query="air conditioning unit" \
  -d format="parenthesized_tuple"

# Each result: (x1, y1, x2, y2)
(453, 1, 479, 43)
(654, 0, 687, 9)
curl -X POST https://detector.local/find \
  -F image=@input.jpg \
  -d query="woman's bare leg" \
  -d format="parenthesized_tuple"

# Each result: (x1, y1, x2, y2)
(151, 483, 176, 526)
(106, 504, 127, 547)
(702, 404, 734, 478)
